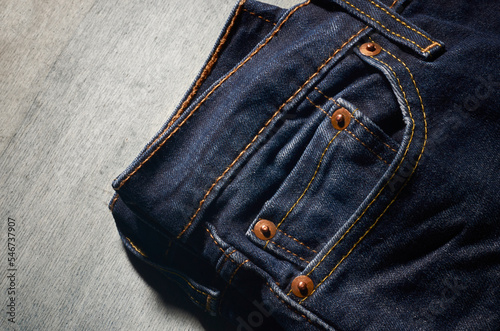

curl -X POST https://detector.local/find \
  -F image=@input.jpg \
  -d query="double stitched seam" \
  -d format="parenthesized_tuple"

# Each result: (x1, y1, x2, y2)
(270, 241, 310, 263)
(337, 0, 438, 52)
(266, 283, 321, 328)
(273, 112, 341, 231)
(179, 22, 367, 239)
(345, 129, 389, 164)
(366, 0, 441, 48)
(115, 0, 311, 192)
(217, 249, 237, 273)
(174, 1, 314, 238)
(243, 8, 277, 25)
(146, 0, 247, 151)
(314, 87, 398, 153)
(278, 229, 317, 253)
(298, 49, 427, 303)
(289, 49, 417, 299)
(307, 97, 389, 164)
(205, 227, 239, 265)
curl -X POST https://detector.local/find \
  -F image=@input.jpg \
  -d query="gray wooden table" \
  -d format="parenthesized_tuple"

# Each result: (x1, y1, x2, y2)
(0, 1, 300, 330)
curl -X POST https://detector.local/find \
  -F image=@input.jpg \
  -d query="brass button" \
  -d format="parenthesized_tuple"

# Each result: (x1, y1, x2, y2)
(253, 219, 277, 240)
(360, 42, 381, 56)
(291, 275, 314, 298)
(331, 107, 351, 130)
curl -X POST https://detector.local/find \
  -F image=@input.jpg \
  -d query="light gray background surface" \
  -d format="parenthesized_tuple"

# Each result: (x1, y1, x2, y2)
(0, 0, 301, 330)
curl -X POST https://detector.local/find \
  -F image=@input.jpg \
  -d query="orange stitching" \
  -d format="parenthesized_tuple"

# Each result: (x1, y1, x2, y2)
(299, 50, 428, 303)
(205, 295, 211, 312)
(306, 96, 330, 117)
(115, 1, 310, 192)
(243, 8, 276, 25)
(389, 0, 399, 8)
(146, 0, 248, 151)
(205, 227, 238, 265)
(271, 241, 310, 263)
(288, 47, 417, 298)
(422, 42, 440, 53)
(178, 23, 367, 239)
(345, 129, 389, 164)
(338, 0, 438, 52)
(278, 229, 317, 253)
(218, 259, 249, 315)
(275, 127, 341, 230)
(367, 0, 441, 47)
(353, 119, 398, 152)
(217, 249, 237, 273)
(125, 237, 148, 257)
(229, 259, 249, 285)
(307, 97, 389, 163)
(314, 87, 398, 153)
(109, 194, 119, 211)
(267, 284, 319, 328)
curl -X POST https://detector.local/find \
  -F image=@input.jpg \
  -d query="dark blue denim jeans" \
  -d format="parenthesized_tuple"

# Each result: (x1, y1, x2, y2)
(109, 0, 500, 329)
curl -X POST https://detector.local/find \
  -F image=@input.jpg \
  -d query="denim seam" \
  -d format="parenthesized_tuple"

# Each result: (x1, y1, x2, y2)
(146, 0, 248, 151)
(109, 193, 119, 211)
(266, 283, 323, 329)
(125, 237, 147, 257)
(216, 249, 237, 273)
(270, 241, 311, 263)
(125, 237, 212, 300)
(274, 129, 342, 231)
(243, 8, 277, 25)
(366, 0, 440, 46)
(206, 226, 324, 327)
(278, 229, 318, 253)
(217, 259, 249, 316)
(344, 128, 389, 164)
(307, 97, 390, 163)
(287, 45, 417, 299)
(114, 0, 311, 192)
(314, 87, 398, 152)
(298, 47, 427, 303)
(205, 227, 239, 266)
(337, 0, 439, 53)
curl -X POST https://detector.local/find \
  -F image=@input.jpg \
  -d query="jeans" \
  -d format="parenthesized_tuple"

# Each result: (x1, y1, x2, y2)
(109, 0, 500, 329)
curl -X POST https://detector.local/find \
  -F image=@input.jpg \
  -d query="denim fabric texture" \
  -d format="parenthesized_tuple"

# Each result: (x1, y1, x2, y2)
(110, 0, 500, 329)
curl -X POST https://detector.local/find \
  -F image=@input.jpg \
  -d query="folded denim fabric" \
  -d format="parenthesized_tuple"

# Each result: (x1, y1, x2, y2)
(110, 0, 500, 329)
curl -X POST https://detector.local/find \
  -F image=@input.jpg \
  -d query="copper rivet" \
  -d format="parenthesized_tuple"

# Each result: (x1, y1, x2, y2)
(335, 113, 345, 127)
(291, 275, 314, 298)
(360, 42, 381, 56)
(253, 219, 277, 240)
(331, 107, 351, 130)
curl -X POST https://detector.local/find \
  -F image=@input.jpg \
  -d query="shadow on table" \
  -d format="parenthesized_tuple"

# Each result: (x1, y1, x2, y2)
(125, 248, 236, 331)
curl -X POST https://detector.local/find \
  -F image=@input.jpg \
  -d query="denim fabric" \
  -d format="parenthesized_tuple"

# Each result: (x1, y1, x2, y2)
(110, 0, 500, 329)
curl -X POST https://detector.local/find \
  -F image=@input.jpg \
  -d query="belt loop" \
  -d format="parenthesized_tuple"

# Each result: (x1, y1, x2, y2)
(317, 0, 444, 59)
